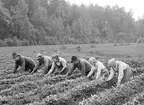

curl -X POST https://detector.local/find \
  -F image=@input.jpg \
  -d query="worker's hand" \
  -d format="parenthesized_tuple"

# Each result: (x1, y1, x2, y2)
(30, 71, 34, 75)
(66, 73, 68, 76)
(45, 74, 49, 77)
(13, 70, 17, 74)
(116, 82, 120, 87)
(105, 79, 109, 82)
(87, 76, 93, 80)
(18, 68, 23, 72)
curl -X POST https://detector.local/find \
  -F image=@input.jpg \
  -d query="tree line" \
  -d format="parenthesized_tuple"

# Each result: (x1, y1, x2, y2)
(0, 0, 144, 46)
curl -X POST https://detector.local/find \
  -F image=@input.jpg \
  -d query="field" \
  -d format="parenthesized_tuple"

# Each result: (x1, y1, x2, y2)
(0, 43, 144, 105)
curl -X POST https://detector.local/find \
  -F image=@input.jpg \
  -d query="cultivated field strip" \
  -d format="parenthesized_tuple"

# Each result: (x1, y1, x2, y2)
(0, 67, 143, 105)
(1, 77, 90, 104)
(43, 79, 114, 105)
(79, 74, 144, 105)
(123, 91, 144, 105)
(0, 51, 144, 105)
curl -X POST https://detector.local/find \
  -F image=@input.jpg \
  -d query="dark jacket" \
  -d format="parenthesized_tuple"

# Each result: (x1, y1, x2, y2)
(14, 56, 35, 73)
(68, 58, 93, 76)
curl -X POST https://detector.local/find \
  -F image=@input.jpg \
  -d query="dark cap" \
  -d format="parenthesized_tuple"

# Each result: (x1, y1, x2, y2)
(12, 52, 20, 58)
(71, 56, 78, 63)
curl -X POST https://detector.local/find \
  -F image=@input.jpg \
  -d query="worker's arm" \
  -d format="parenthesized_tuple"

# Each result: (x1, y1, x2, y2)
(81, 63, 86, 76)
(87, 65, 95, 78)
(46, 62, 55, 75)
(95, 66, 102, 79)
(43, 59, 49, 75)
(59, 60, 67, 74)
(13, 62, 19, 73)
(31, 62, 41, 74)
(117, 66, 124, 86)
(20, 57, 25, 71)
(107, 67, 115, 81)
(66, 64, 77, 76)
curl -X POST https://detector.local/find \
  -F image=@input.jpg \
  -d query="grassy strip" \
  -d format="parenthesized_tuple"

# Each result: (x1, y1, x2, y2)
(0, 75, 66, 96)
(43, 79, 113, 105)
(0, 75, 84, 104)
(0, 72, 81, 97)
(79, 74, 144, 105)
(0, 72, 29, 80)
(0, 73, 43, 85)
(123, 91, 144, 105)
(0, 73, 44, 92)
(38, 77, 89, 99)
(0, 81, 38, 96)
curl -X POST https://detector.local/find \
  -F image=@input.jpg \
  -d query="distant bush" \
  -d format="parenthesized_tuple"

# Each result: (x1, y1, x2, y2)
(0, 38, 30, 47)
(114, 42, 118, 46)
(0, 40, 5, 47)
(4, 38, 17, 46)
(119, 42, 124, 46)
(13, 37, 22, 46)
(45, 37, 60, 45)
(125, 43, 130, 46)
(76, 46, 81, 52)
(21, 39, 30, 46)
(60, 45, 67, 50)
(91, 44, 96, 48)
(137, 38, 144, 44)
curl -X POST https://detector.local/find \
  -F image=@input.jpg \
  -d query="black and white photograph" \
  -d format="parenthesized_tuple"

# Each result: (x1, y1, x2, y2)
(0, 0, 144, 105)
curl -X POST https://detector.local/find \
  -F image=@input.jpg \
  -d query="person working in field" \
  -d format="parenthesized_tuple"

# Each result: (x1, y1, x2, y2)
(88, 57, 109, 80)
(12, 52, 35, 73)
(106, 58, 133, 86)
(67, 56, 96, 78)
(46, 54, 68, 75)
(31, 53, 54, 75)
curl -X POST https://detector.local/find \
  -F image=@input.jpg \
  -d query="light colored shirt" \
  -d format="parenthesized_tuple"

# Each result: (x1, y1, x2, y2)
(95, 61, 107, 79)
(107, 61, 130, 85)
(47, 57, 68, 75)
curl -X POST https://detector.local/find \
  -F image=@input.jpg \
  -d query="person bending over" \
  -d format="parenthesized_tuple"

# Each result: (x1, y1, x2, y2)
(46, 54, 69, 76)
(31, 53, 54, 75)
(106, 58, 133, 86)
(12, 52, 35, 73)
(67, 56, 95, 78)
(88, 57, 109, 80)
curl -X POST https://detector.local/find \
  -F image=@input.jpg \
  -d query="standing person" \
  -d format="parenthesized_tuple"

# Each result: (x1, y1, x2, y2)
(88, 57, 109, 80)
(67, 56, 96, 78)
(12, 52, 35, 73)
(46, 54, 68, 75)
(106, 58, 133, 86)
(31, 53, 54, 75)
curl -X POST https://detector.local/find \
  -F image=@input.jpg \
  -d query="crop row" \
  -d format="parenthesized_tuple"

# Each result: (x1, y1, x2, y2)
(43, 78, 116, 105)
(0, 77, 88, 104)
(79, 73, 144, 105)
(123, 91, 144, 105)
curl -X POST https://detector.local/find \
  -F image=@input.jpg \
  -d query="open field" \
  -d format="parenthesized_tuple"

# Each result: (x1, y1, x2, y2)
(0, 43, 144, 105)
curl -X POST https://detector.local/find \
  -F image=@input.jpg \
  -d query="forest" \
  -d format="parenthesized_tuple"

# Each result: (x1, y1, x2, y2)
(0, 0, 144, 46)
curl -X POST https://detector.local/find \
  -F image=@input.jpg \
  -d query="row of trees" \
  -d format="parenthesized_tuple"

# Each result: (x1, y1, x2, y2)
(0, 0, 144, 46)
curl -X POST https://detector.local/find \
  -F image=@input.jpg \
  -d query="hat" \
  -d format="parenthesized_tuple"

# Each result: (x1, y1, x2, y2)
(108, 58, 116, 67)
(36, 53, 42, 60)
(52, 54, 59, 59)
(12, 52, 20, 58)
(71, 56, 78, 63)
(89, 57, 97, 63)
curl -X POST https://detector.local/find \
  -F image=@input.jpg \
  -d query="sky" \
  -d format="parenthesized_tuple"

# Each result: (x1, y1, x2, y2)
(67, 0, 143, 20)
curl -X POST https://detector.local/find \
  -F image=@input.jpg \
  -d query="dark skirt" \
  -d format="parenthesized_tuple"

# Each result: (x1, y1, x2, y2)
(121, 66, 133, 83)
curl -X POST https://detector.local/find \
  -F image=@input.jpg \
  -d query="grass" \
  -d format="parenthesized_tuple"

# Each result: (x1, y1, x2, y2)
(1, 43, 144, 61)
(0, 43, 144, 105)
